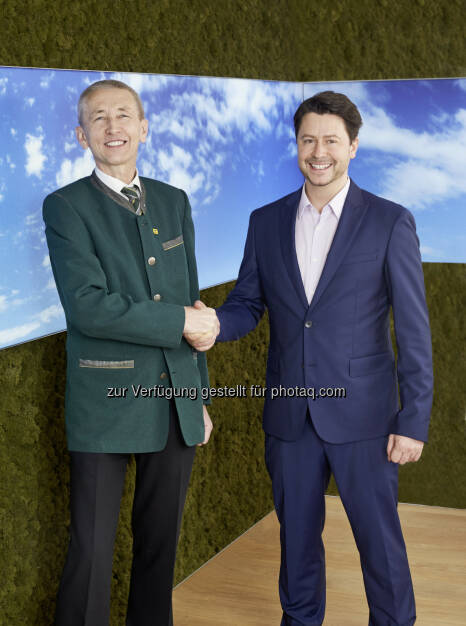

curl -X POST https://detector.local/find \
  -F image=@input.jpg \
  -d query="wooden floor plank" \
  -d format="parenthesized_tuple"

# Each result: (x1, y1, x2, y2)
(173, 497, 466, 625)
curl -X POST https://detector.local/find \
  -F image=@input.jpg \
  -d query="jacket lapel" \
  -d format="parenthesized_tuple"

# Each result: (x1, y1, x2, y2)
(309, 180, 369, 312)
(280, 189, 309, 311)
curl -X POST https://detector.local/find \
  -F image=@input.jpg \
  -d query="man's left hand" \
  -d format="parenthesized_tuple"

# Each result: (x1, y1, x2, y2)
(387, 434, 424, 464)
(197, 405, 213, 446)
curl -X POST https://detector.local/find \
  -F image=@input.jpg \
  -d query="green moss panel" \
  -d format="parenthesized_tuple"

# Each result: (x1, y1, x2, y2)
(1, 0, 465, 622)
(0, 0, 465, 81)
(1, 265, 465, 623)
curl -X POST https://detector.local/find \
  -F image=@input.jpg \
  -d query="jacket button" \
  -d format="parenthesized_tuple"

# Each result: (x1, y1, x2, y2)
(305, 320, 313, 328)
(160, 372, 168, 380)
(153, 294, 161, 301)
(148, 256, 156, 265)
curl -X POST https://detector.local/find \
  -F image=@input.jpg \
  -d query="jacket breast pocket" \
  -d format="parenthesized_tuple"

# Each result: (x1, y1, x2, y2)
(162, 235, 184, 251)
(349, 352, 394, 377)
(342, 251, 378, 265)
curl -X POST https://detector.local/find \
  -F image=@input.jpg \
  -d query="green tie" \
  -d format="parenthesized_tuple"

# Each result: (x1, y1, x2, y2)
(121, 185, 141, 214)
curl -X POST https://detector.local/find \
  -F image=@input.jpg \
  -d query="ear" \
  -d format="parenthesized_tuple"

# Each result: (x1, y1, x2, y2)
(349, 136, 359, 159)
(139, 118, 149, 144)
(75, 125, 89, 150)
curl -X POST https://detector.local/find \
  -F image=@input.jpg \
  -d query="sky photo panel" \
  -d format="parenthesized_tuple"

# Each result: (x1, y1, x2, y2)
(0, 67, 464, 349)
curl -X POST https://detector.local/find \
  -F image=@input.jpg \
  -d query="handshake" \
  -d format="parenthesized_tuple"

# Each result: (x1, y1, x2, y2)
(183, 300, 220, 352)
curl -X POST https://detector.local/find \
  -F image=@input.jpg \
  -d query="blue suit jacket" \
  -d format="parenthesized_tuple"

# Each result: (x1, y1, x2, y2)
(216, 180, 433, 444)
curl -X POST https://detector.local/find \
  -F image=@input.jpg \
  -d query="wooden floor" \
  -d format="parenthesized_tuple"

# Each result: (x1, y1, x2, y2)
(173, 496, 466, 625)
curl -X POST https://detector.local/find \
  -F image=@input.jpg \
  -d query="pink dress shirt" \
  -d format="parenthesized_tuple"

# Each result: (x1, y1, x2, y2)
(295, 178, 351, 304)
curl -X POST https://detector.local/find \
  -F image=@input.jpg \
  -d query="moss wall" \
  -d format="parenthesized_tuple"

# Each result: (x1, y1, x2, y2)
(0, 1, 465, 624)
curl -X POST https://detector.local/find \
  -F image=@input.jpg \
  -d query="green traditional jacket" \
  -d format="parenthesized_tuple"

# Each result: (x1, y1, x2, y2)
(43, 173, 209, 453)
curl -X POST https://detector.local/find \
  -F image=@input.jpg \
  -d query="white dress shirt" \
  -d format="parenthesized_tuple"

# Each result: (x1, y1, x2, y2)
(94, 167, 141, 198)
(295, 178, 350, 304)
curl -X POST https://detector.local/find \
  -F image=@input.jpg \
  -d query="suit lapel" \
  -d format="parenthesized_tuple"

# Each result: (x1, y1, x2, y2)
(280, 189, 309, 311)
(309, 180, 369, 312)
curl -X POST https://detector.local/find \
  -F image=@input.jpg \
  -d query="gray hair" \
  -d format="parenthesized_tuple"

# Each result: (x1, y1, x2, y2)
(78, 79, 144, 125)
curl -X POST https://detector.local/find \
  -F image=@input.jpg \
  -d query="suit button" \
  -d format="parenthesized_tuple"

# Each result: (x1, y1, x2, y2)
(148, 256, 156, 265)
(153, 294, 161, 301)
(160, 372, 168, 380)
(305, 320, 313, 328)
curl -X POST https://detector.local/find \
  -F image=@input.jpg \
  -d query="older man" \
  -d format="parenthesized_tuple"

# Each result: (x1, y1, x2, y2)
(43, 79, 218, 626)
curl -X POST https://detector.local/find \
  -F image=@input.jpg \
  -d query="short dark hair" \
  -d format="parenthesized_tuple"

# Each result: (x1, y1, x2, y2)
(78, 79, 144, 125)
(293, 91, 362, 142)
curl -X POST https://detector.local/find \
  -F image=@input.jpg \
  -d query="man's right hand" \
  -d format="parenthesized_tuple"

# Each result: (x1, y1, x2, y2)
(183, 301, 220, 351)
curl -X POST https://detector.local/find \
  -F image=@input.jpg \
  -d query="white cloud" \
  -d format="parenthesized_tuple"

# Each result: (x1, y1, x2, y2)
(25, 97, 35, 107)
(276, 120, 295, 140)
(6, 154, 16, 171)
(10, 128, 17, 137)
(252, 160, 265, 181)
(420, 245, 444, 258)
(359, 106, 466, 209)
(139, 158, 156, 179)
(34, 304, 63, 324)
(25, 133, 47, 178)
(25, 213, 39, 226)
(381, 161, 455, 209)
(0, 290, 30, 312)
(150, 113, 197, 141)
(454, 79, 466, 93)
(157, 143, 204, 196)
(56, 149, 94, 187)
(144, 76, 301, 205)
(42, 254, 50, 267)
(0, 77, 7, 96)
(0, 322, 40, 345)
(64, 141, 76, 153)
(287, 141, 297, 158)
(46, 278, 56, 290)
(40, 72, 55, 89)
(109, 72, 172, 99)
(158, 144, 192, 171)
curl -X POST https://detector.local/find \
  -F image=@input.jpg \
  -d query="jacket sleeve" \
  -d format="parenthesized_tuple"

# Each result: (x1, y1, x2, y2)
(180, 190, 211, 403)
(216, 209, 266, 342)
(43, 191, 186, 349)
(385, 209, 433, 442)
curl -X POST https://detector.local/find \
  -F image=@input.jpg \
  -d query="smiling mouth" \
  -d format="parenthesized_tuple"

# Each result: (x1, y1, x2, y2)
(105, 140, 127, 147)
(309, 162, 332, 170)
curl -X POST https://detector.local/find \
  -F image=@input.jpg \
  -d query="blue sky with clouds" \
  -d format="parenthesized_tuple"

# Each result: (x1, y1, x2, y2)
(0, 68, 464, 349)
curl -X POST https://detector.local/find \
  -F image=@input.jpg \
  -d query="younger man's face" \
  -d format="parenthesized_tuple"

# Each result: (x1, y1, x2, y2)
(297, 112, 358, 193)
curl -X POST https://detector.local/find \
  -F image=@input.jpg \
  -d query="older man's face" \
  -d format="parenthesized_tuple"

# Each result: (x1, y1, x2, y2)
(76, 87, 148, 182)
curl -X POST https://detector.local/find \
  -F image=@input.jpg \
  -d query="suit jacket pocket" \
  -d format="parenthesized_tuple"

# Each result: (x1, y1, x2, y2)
(79, 359, 134, 369)
(162, 235, 184, 251)
(342, 251, 377, 265)
(349, 352, 394, 377)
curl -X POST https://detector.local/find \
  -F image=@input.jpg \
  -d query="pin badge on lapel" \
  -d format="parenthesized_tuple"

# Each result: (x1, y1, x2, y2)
(153, 227, 159, 235)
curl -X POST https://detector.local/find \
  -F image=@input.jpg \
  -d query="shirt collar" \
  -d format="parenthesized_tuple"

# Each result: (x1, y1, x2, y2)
(94, 167, 140, 197)
(297, 177, 351, 220)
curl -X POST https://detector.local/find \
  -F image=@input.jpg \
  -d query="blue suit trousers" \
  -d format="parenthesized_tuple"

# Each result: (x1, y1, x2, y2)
(265, 416, 416, 626)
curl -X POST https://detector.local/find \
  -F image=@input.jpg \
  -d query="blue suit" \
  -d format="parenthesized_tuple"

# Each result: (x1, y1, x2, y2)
(216, 180, 433, 625)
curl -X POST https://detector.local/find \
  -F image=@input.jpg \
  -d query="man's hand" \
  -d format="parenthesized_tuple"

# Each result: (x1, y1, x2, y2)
(387, 434, 424, 464)
(183, 300, 219, 351)
(197, 405, 213, 446)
